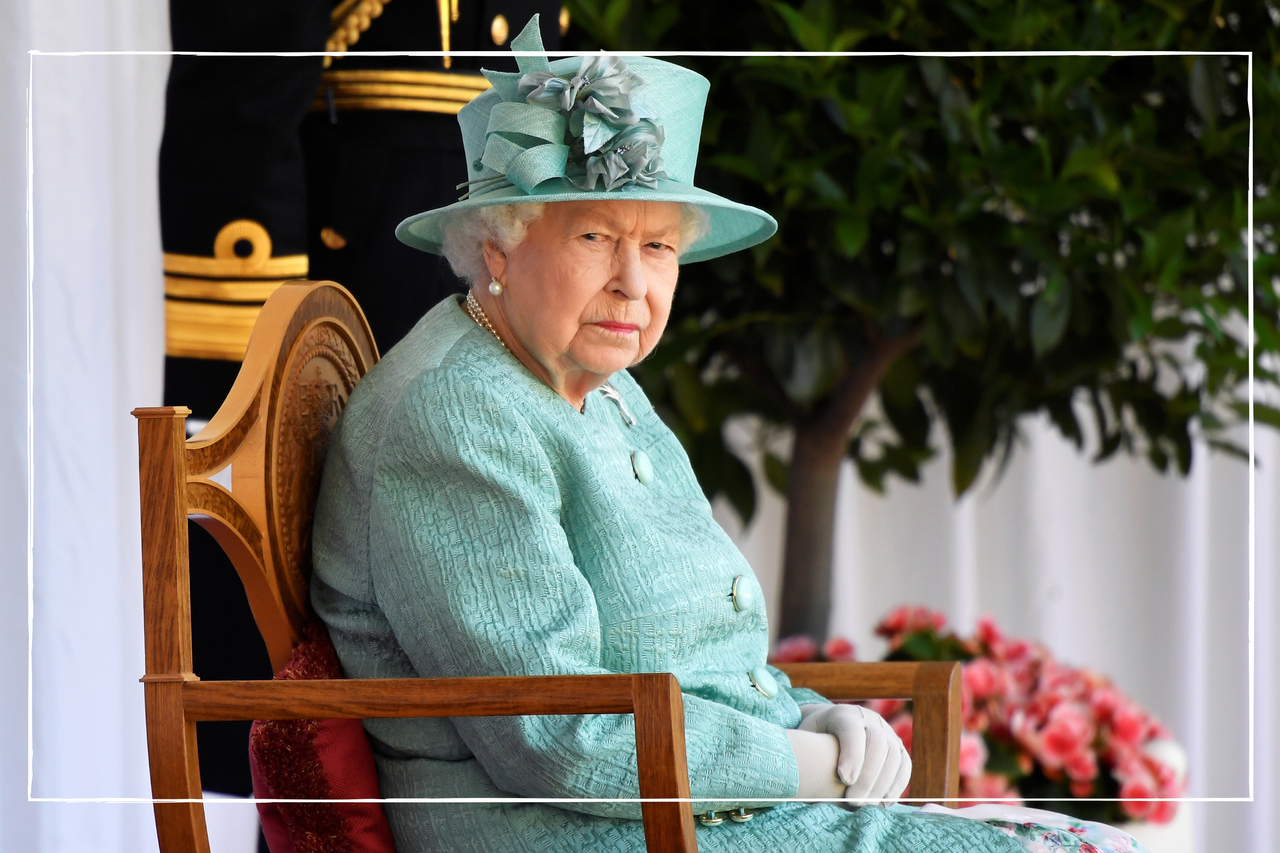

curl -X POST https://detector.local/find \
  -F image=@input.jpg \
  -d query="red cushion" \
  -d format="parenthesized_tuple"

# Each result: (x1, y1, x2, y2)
(249, 624, 397, 853)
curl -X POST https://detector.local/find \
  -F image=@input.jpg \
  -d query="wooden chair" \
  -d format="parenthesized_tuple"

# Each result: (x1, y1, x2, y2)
(134, 281, 961, 853)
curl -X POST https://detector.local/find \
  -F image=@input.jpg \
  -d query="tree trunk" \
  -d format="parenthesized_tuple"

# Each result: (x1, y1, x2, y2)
(778, 418, 849, 641)
(775, 331, 921, 641)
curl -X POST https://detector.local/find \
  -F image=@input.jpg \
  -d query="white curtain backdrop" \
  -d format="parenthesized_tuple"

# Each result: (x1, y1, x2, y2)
(0, 1, 170, 850)
(0, 4, 1274, 852)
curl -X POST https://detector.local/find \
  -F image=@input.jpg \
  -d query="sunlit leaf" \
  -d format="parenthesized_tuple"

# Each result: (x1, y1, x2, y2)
(764, 452, 789, 494)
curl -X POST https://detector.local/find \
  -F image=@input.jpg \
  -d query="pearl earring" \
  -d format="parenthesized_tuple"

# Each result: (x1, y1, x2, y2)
(488, 277, 504, 296)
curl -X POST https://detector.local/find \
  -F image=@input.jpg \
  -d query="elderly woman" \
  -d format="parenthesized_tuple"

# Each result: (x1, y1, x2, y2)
(310, 17, 1150, 853)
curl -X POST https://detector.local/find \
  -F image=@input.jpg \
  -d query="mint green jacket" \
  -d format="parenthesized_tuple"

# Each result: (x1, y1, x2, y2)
(311, 298, 1020, 853)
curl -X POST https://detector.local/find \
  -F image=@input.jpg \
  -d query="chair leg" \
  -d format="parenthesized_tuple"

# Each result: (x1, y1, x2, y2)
(144, 682, 211, 853)
(136, 408, 211, 853)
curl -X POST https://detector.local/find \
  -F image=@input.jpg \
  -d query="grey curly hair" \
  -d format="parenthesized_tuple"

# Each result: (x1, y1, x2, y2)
(439, 203, 711, 285)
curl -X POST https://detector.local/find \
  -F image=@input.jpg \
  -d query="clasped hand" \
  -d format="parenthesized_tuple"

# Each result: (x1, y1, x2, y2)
(787, 703, 911, 805)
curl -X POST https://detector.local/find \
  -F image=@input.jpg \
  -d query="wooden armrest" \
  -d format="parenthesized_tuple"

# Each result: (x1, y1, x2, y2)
(183, 675, 638, 720)
(777, 661, 961, 806)
(179, 673, 698, 852)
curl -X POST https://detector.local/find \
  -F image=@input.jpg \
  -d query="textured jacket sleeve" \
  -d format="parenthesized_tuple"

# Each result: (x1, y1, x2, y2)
(767, 665, 832, 708)
(367, 370, 800, 819)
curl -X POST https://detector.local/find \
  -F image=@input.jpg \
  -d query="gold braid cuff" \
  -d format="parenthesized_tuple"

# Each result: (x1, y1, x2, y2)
(311, 69, 491, 115)
(163, 220, 308, 361)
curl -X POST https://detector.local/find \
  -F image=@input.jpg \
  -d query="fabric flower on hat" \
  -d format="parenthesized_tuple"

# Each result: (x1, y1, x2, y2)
(520, 54, 641, 121)
(516, 54, 667, 193)
(575, 121, 667, 191)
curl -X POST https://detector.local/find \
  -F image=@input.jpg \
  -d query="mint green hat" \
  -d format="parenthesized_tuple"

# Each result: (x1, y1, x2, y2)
(395, 15, 777, 264)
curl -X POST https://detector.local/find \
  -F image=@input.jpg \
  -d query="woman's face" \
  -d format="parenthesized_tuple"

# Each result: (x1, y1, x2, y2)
(483, 199, 682, 406)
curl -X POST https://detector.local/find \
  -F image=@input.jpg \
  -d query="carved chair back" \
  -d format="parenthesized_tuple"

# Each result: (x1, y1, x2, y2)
(134, 282, 379, 853)
(182, 281, 377, 672)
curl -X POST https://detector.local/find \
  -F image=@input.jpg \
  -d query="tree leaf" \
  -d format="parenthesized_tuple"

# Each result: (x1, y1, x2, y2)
(835, 213, 869, 257)
(770, 1, 826, 51)
(898, 286, 930, 317)
(669, 361, 709, 433)
(918, 57, 946, 96)
(1189, 57, 1227, 128)
(810, 169, 846, 201)
(896, 230, 927, 277)
(1206, 438, 1251, 464)
(1030, 272, 1071, 357)
(1046, 397, 1083, 449)
(716, 444, 757, 525)
(763, 451, 790, 494)
(602, 0, 632, 39)
(1060, 145, 1120, 194)
(1230, 401, 1280, 431)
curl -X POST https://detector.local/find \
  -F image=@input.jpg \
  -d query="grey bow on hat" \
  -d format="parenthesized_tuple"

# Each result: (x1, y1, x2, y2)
(459, 20, 667, 198)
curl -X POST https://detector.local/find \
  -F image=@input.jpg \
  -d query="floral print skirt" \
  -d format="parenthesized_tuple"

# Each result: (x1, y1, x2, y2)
(893, 804, 1152, 853)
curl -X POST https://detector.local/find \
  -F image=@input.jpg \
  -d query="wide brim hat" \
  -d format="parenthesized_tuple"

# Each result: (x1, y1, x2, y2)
(396, 16, 776, 265)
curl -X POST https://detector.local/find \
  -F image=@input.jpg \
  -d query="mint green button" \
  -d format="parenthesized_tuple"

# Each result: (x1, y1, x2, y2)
(631, 449, 654, 485)
(731, 575, 756, 612)
(748, 665, 778, 698)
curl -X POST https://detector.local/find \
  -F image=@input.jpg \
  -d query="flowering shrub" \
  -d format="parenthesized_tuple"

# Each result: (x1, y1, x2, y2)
(769, 634, 857, 664)
(770, 606, 1186, 824)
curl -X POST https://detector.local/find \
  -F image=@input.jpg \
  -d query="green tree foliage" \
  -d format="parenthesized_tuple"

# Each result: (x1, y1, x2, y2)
(563, 0, 1278, 638)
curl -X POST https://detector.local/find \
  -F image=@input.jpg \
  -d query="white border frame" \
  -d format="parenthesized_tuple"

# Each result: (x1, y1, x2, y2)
(25, 46, 1256, 809)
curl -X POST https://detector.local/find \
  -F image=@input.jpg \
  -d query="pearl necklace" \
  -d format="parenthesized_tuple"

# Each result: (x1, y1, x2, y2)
(462, 291, 635, 423)
(464, 290, 508, 352)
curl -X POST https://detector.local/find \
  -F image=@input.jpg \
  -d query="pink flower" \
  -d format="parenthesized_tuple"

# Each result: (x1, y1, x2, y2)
(875, 605, 947, 640)
(963, 658, 1006, 702)
(1149, 757, 1179, 790)
(1038, 703, 1093, 768)
(1001, 639, 1033, 664)
(1065, 749, 1098, 782)
(876, 606, 911, 637)
(769, 635, 818, 663)
(1110, 702, 1147, 747)
(822, 636, 856, 662)
(964, 708, 991, 735)
(1008, 709, 1039, 746)
(959, 731, 989, 778)
(891, 714, 914, 755)
(1069, 779, 1095, 798)
(1147, 798, 1178, 824)
(964, 772, 1023, 806)
(1109, 743, 1146, 781)
(976, 615, 1005, 651)
(1119, 772, 1157, 820)
(1090, 686, 1122, 722)
(865, 698, 906, 719)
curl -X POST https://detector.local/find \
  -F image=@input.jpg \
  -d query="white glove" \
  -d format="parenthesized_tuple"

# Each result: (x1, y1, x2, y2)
(797, 703, 911, 804)
(785, 728, 846, 800)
